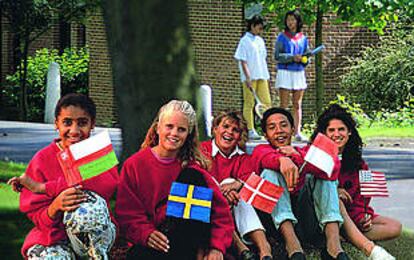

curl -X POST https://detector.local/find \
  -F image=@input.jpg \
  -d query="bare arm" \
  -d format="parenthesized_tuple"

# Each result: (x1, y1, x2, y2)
(8, 173, 45, 193)
(241, 61, 253, 90)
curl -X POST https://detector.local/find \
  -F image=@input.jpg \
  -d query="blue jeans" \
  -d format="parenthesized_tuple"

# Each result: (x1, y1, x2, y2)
(261, 169, 343, 231)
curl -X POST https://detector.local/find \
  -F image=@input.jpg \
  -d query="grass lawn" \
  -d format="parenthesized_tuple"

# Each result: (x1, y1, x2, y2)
(0, 183, 20, 210)
(0, 160, 26, 182)
(0, 184, 32, 259)
(302, 229, 414, 259)
(0, 124, 413, 259)
(359, 127, 414, 139)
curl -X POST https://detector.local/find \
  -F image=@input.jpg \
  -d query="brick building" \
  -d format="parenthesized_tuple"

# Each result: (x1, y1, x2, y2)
(1, 1, 379, 125)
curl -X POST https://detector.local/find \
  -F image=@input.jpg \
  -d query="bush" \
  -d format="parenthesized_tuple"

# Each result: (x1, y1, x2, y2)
(341, 25, 414, 115)
(302, 95, 414, 134)
(2, 47, 89, 122)
(370, 99, 414, 128)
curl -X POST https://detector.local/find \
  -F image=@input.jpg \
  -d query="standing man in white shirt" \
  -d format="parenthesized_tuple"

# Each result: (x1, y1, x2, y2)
(234, 14, 271, 140)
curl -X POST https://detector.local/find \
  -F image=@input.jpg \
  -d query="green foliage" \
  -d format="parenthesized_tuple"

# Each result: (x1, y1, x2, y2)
(341, 26, 414, 114)
(329, 95, 414, 128)
(328, 94, 371, 127)
(0, 0, 100, 120)
(3, 47, 89, 121)
(240, 0, 412, 34)
(369, 99, 414, 128)
(303, 95, 414, 135)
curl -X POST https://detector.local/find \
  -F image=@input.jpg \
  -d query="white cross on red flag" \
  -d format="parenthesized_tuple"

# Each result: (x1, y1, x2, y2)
(359, 170, 389, 197)
(239, 173, 284, 214)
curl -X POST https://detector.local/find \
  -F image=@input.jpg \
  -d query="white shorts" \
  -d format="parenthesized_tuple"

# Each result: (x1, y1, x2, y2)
(220, 178, 264, 244)
(276, 69, 307, 90)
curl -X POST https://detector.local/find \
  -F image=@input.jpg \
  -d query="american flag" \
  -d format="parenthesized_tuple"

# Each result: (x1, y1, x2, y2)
(359, 170, 389, 197)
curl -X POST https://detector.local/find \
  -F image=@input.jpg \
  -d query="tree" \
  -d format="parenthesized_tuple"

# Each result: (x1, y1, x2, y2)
(102, 0, 198, 161)
(240, 0, 414, 114)
(0, 0, 100, 120)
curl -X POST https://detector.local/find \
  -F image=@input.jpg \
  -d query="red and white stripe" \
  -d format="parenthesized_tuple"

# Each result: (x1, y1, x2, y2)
(243, 178, 279, 204)
(359, 170, 389, 197)
(304, 133, 338, 177)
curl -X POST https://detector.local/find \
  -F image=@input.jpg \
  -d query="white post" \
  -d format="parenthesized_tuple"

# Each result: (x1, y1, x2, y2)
(199, 84, 213, 138)
(44, 62, 61, 123)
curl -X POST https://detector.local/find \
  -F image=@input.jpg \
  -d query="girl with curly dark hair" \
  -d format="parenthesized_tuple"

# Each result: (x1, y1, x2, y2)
(312, 104, 401, 259)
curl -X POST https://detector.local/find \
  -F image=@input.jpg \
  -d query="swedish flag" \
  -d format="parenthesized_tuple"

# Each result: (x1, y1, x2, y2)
(166, 182, 213, 223)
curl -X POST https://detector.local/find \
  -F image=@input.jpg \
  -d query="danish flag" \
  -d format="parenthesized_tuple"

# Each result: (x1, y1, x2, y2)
(239, 173, 284, 214)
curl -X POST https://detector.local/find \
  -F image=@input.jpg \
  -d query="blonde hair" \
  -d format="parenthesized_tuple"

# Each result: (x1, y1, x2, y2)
(141, 100, 210, 169)
(212, 111, 248, 151)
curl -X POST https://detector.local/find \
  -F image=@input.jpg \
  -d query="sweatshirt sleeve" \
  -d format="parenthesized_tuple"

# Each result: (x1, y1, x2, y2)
(231, 154, 255, 182)
(346, 161, 375, 224)
(251, 144, 285, 174)
(115, 160, 156, 246)
(274, 40, 294, 63)
(20, 160, 61, 230)
(44, 177, 67, 197)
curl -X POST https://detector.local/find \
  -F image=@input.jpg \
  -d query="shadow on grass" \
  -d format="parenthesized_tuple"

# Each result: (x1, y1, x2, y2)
(0, 209, 32, 259)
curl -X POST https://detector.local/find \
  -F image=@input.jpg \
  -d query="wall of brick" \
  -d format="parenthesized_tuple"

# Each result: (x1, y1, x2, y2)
(86, 10, 116, 126)
(1, 17, 13, 83)
(187, 1, 379, 122)
(188, 1, 245, 114)
(1, 2, 381, 125)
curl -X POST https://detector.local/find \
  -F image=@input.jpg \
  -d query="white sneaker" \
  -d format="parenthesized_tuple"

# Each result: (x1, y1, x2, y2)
(248, 129, 261, 140)
(368, 245, 395, 260)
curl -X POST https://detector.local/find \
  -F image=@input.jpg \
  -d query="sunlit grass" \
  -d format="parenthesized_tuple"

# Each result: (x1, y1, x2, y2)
(359, 127, 414, 139)
(0, 161, 26, 181)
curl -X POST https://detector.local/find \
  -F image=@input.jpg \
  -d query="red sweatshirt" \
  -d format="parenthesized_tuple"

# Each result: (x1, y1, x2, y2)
(251, 144, 340, 195)
(19, 141, 119, 256)
(200, 140, 254, 183)
(338, 160, 377, 225)
(115, 148, 234, 254)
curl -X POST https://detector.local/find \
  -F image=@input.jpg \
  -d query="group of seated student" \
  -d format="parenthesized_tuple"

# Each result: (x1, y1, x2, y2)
(9, 94, 401, 260)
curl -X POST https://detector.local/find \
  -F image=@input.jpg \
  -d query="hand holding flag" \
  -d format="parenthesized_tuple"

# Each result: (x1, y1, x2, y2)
(57, 131, 119, 186)
(239, 173, 284, 214)
(302, 133, 338, 177)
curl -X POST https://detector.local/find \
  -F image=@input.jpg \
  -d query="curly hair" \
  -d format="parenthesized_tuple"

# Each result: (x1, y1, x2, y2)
(310, 104, 363, 173)
(211, 111, 248, 151)
(141, 100, 210, 170)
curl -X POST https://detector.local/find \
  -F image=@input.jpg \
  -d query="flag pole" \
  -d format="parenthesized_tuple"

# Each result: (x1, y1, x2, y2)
(298, 161, 307, 174)
(363, 196, 368, 220)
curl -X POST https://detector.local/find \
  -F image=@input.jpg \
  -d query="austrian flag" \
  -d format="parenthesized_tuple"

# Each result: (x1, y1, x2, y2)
(57, 131, 119, 186)
(239, 173, 284, 214)
(359, 170, 389, 197)
(304, 133, 338, 177)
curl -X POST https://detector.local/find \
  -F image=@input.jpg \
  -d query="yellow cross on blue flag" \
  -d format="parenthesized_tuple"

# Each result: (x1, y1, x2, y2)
(166, 182, 213, 223)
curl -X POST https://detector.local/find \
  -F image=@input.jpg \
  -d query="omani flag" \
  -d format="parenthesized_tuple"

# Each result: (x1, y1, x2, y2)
(57, 131, 118, 186)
